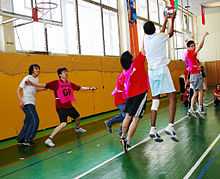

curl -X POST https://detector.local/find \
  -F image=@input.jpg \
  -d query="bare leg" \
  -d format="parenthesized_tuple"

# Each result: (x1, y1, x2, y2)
(190, 91, 198, 110)
(49, 122, 67, 139)
(198, 90, 204, 107)
(167, 92, 176, 124)
(121, 113, 132, 138)
(75, 117, 81, 128)
(127, 117, 139, 144)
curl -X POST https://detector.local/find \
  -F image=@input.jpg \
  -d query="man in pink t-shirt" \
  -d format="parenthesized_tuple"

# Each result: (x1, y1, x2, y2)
(29, 67, 96, 147)
(183, 32, 209, 117)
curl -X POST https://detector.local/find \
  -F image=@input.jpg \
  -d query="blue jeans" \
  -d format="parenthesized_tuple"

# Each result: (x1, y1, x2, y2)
(18, 104, 39, 142)
(107, 104, 125, 127)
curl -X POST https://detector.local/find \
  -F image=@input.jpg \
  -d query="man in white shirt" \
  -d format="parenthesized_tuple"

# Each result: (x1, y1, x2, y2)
(143, 11, 178, 142)
(17, 64, 41, 146)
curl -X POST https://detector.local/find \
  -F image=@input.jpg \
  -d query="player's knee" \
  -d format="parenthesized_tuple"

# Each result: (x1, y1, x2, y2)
(151, 99, 160, 111)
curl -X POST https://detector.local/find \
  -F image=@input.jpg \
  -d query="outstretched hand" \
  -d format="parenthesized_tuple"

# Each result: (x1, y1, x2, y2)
(90, 87, 97, 91)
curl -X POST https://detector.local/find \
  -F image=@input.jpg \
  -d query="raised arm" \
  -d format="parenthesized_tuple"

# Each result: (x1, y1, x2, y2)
(167, 11, 176, 38)
(196, 32, 209, 53)
(160, 16, 168, 33)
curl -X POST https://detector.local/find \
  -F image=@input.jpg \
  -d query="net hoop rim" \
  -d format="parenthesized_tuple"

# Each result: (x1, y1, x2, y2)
(36, 2, 58, 10)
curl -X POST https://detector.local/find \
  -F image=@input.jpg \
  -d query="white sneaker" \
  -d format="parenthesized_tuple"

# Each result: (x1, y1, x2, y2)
(149, 127, 163, 142)
(165, 124, 179, 142)
(75, 127, 87, 133)
(188, 109, 198, 118)
(197, 109, 206, 115)
(44, 138, 55, 147)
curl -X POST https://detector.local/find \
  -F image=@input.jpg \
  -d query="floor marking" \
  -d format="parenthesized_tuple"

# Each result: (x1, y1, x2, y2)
(73, 115, 188, 179)
(183, 134, 220, 179)
(74, 99, 214, 179)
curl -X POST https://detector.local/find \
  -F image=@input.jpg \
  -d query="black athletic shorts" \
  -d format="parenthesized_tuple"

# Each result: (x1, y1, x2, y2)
(56, 106, 80, 123)
(124, 92, 147, 119)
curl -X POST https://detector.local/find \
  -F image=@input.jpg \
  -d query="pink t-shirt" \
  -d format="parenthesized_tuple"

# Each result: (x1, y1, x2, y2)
(124, 53, 149, 98)
(46, 80, 81, 109)
(183, 50, 201, 74)
(112, 71, 126, 106)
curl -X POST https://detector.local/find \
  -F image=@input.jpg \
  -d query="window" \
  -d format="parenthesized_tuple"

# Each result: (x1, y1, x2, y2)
(158, 0, 166, 25)
(102, 0, 117, 9)
(103, 9, 119, 56)
(61, 0, 78, 54)
(78, 0, 104, 55)
(188, 16, 193, 32)
(175, 10, 183, 32)
(175, 32, 184, 59)
(148, 0, 159, 23)
(14, 20, 45, 51)
(137, 19, 145, 50)
(136, 0, 148, 19)
(183, 14, 189, 31)
(1, 0, 13, 12)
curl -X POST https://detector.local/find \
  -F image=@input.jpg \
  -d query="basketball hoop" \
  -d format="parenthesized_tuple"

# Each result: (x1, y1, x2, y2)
(36, 2, 58, 10)
(32, 1, 58, 24)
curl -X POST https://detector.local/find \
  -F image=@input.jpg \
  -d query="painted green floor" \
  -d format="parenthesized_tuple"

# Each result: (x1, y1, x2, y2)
(191, 137, 220, 179)
(0, 93, 219, 179)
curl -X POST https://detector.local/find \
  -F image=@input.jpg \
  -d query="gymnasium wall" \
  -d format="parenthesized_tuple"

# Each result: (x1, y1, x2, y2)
(0, 52, 184, 140)
(205, 60, 220, 86)
(196, 8, 220, 62)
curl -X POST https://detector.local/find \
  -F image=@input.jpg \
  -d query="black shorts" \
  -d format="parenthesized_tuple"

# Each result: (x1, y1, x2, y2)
(56, 107, 80, 123)
(124, 92, 147, 119)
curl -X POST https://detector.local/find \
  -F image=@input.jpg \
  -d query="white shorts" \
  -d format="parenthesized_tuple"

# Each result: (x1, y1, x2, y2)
(148, 66, 176, 97)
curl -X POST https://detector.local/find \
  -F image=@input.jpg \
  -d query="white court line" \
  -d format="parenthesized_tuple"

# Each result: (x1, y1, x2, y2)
(183, 133, 220, 179)
(74, 100, 214, 179)
(204, 100, 214, 106)
(74, 115, 188, 179)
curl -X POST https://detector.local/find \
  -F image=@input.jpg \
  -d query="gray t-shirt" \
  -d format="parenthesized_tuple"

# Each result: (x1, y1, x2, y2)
(19, 75, 39, 105)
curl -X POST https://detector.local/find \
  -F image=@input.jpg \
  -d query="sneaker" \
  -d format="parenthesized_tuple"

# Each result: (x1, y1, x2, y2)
(165, 124, 179, 142)
(44, 138, 55, 147)
(198, 109, 206, 115)
(120, 137, 128, 153)
(21, 142, 32, 146)
(188, 109, 198, 118)
(104, 121, 112, 133)
(149, 127, 163, 142)
(75, 127, 87, 133)
(196, 111, 205, 119)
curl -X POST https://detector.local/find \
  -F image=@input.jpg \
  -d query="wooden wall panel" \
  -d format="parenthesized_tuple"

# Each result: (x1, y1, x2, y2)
(205, 61, 218, 86)
(0, 52, 186, 140)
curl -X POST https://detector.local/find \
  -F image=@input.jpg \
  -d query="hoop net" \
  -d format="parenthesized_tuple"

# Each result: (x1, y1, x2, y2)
(32, 1, 58, 23)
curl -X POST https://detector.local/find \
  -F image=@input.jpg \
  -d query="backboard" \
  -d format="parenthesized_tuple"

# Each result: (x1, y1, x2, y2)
(0, 0, 62, 25)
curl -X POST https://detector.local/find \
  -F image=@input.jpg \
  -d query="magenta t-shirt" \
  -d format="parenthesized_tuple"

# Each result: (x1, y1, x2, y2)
(46, 80, 81, 109)
(183, 50, 201, 74)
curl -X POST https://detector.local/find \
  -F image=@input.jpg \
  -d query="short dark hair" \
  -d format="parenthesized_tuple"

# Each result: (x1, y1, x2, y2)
(143, 21, 156, 35)
(57, 67, 68, 78)
(28, 64, 40, 75)
(186, 40, 195, 48)
(120, 51, 133, 70)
